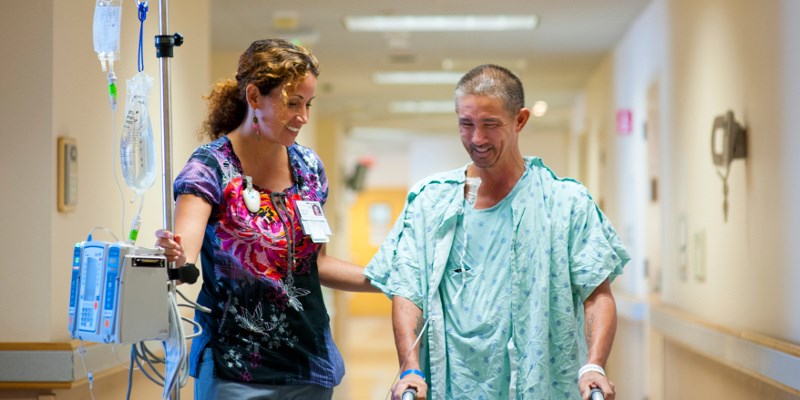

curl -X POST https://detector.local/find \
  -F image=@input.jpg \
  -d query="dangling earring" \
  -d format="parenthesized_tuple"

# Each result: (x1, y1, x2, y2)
(252, 114, 261, 141)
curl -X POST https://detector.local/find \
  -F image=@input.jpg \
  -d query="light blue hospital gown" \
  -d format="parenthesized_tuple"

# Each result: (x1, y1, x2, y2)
(365, 157, 629, 399)
(440, 169, 525, 399)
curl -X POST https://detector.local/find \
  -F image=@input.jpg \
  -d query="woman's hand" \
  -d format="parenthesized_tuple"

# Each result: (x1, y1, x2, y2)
(155, 229, 186, 267)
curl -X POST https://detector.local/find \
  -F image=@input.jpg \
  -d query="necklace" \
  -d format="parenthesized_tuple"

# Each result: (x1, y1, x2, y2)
(269, 192, 309, 311)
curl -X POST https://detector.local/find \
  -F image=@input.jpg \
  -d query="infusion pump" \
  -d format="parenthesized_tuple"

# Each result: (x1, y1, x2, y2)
(68, 241, 169, 344)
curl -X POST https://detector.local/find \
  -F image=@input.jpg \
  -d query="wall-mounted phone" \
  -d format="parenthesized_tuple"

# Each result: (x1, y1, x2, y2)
(710, 110, 747, 222)
(58, 136, 78, 212)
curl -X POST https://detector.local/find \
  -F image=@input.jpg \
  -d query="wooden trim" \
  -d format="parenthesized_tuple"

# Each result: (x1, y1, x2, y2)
(0, 341, 83, 352)
(0, 363, 129, 390)
(0, 381, 76, 390)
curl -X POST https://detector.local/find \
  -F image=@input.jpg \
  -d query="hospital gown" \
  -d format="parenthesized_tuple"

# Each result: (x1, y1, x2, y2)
(364, 157, 629, 399)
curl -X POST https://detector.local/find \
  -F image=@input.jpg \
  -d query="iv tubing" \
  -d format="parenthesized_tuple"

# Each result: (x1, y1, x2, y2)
(385, 318, 430, 400)
(127, 193, 145, 244)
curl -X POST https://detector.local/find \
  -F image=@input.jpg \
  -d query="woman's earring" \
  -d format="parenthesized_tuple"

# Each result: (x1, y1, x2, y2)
(252, 115, 261, 141)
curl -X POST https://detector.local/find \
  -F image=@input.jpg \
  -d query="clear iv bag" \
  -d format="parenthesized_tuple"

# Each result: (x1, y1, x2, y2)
(121, 72, 156, 193)
(93, 0, 123, 72)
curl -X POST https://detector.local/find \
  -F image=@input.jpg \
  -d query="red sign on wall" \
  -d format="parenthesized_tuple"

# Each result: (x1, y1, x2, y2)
(617, 109, 633, 135)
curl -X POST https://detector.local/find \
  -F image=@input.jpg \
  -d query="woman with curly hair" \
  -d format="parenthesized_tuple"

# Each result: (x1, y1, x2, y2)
(155, 38, 375, 400)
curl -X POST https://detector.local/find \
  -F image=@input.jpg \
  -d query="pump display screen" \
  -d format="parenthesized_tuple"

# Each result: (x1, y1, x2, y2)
(78, 244, 105, 332)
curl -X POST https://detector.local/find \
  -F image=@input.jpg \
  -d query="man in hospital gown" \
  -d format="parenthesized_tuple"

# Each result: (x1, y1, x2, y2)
(364, 64, 630, 400)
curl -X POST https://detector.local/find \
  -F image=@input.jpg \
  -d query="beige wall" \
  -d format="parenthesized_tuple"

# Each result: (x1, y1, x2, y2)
(585, 0, 800, 399)
(0, 0, 54, 343)
(664, 0, 790, 338)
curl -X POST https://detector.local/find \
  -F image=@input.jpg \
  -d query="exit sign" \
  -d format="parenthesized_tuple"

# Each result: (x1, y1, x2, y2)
(617, 109, 633, 135)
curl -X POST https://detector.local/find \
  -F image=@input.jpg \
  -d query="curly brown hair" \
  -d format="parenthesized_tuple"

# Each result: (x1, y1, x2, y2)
(200, 38, 320, 140)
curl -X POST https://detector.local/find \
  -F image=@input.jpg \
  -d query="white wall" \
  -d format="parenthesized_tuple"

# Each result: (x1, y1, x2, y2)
(409, 134, 466, 184)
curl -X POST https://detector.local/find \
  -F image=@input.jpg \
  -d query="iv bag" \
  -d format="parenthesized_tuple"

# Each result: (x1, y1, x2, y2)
(121, 72, 156, 193)
(93, 0, 123, 72)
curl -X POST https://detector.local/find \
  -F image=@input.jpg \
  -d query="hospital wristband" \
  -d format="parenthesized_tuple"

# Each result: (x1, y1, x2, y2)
(578, 364, 606, 379)
(400, 369, 426, 380)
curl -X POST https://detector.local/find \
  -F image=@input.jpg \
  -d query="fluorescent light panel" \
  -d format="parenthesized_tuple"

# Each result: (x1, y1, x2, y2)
(374, 71, 464, 85)
(344, 15, 538, 32)
(389, 101, 454, 114)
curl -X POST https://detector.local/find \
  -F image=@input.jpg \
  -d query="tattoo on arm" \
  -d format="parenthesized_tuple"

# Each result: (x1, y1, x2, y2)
(586, 312, 595, 344)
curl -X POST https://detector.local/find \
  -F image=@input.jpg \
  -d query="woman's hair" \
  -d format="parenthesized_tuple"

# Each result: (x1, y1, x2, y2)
(200, 38, 320, 140)
(454, 64, 525, 117)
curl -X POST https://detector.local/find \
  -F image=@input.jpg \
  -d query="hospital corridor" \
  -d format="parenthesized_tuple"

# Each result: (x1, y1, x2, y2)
(2, 0, 800, 399)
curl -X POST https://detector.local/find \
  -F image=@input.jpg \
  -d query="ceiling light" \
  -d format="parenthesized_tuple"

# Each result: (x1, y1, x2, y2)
(270, 29, 320, 47)
(532, 101, 548, 117)
(442, 58, 528, 72)
(388, 101, 454, 114)
(374, 71, 464, 85)
(344, 15, 538, 32)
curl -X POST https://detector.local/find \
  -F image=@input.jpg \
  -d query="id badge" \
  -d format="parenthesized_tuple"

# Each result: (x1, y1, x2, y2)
(295, 200, 333, 243)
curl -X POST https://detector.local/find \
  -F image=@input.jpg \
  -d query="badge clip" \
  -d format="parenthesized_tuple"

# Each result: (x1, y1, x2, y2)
(242, 175, 261, 213)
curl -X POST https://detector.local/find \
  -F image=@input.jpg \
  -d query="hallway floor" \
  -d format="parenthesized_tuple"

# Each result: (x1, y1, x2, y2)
(335, 315, 399, 400)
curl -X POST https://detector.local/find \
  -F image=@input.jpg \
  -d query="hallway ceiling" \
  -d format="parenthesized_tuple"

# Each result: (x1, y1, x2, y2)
(211, 0, 652, 134)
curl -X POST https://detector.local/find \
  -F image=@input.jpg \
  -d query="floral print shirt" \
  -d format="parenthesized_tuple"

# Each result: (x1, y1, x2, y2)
(175, 136, 344, 387)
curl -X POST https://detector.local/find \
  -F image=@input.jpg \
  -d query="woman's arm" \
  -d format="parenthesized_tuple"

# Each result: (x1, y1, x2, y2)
(155, 194, 212, 267)
(317, 245, 380, 292)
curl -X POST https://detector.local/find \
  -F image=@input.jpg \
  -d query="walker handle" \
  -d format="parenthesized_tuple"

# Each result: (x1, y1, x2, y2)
(401, 388, 417, 400)
(590, 387, 605, 400)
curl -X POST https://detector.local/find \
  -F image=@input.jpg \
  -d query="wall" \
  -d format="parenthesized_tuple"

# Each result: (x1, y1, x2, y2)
(784, 0, 800, 343)
(0, 0, 209, 398)
(0, 0, 54, 343)
(581, 2, 667, 399)
(663, 0, 794, 342)
(584, 0, 800, 399)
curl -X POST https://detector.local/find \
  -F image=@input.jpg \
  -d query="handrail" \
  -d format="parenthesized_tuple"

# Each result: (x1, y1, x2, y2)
(650, 303, 800, 395)
(651, 303, 800, 358)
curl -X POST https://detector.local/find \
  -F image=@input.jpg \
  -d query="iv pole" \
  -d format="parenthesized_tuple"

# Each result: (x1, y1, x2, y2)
(155, 0, 183, 398)
(156, 2, 178, 228)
